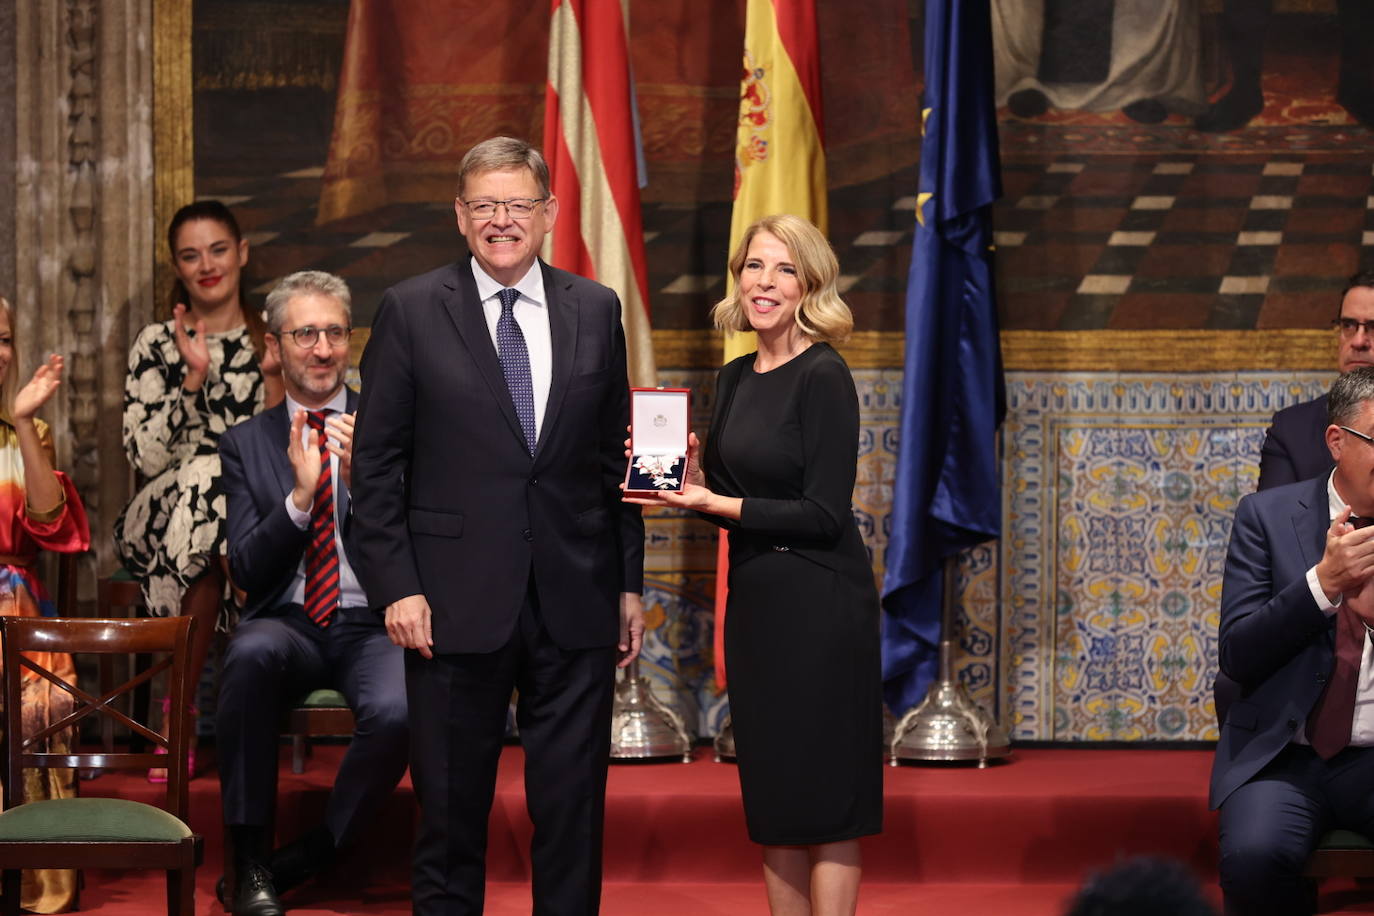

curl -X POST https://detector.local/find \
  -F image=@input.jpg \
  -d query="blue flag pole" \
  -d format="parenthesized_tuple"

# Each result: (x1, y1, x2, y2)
(881, 0, 1008, 738)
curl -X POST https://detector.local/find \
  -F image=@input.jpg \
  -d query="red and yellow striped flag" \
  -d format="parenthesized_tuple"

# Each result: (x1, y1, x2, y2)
(715, 0, 827, 688)
(543, 0, 657, 387)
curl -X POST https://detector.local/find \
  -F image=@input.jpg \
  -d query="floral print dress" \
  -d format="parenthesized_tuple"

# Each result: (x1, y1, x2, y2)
(114, 320, 263, 626)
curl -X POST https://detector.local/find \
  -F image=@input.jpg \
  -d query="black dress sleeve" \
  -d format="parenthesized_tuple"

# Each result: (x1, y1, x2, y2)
(734, 354, 859, 544)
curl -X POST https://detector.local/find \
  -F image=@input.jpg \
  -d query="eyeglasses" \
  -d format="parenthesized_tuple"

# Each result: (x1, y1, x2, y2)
(461, 198, 546, 220)
(1333, 317, 1374, 337)
(1340, 425, 1374, 445)
(275, 325, 351, 348)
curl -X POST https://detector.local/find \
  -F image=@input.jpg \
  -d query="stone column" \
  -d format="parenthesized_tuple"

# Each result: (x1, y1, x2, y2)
(0, 4, 16, 297)
(11, 0, 159, 593)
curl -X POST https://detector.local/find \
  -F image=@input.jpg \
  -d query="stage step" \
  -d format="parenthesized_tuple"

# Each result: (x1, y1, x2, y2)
(77, 744, 1374, 914)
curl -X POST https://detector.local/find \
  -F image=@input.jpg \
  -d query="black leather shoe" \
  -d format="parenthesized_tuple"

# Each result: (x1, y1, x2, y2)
(232, 863, 284, 916)
(269, 824, 336, 895)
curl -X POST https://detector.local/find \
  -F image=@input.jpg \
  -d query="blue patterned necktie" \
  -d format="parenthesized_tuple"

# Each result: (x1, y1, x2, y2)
(496, 288, 536, 455)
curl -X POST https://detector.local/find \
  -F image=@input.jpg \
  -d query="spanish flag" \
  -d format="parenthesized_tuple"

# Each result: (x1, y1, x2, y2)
(543, 0, 657, 388)
(716, 0, 827, 688)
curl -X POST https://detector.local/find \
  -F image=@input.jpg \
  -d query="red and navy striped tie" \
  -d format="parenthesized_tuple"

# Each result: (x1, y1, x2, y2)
(303, 410, 340, 627)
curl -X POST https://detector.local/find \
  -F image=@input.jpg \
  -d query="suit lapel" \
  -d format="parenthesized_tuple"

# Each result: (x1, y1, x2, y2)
(338, 387, 360, 518)
(440, 262, 527, 449)
(1295, 476, 1338, 650)
(537, 262, 578, 461)
(1290, 476, 1337, 649)
(1294, 475, 1329, 575)
(264, 403, 294, 499)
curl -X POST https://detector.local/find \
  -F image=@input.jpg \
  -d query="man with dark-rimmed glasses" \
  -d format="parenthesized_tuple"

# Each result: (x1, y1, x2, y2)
(1258, 270, 1374, 490)
(1214, 366, 1374, 915)
(217, 270, 408, 915)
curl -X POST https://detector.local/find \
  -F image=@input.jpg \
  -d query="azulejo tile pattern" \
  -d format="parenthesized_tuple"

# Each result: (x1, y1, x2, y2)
(1003, 372, 1332, 741)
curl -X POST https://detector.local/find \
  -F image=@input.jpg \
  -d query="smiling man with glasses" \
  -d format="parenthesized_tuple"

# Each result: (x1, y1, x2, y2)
(1215, 366, 1374, 916)
(1257, 270, 1374, 490)
(350, 136, 645, 916)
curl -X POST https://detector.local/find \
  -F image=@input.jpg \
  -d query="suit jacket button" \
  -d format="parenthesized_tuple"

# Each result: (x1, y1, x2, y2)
(529, 478, 538, 486)
(1287, 718, 1298, 730)
(523, 529, 533, 541)
(1317, 672, 1327, 685)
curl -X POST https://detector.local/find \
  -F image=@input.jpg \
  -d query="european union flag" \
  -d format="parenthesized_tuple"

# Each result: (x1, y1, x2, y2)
(881, 0, 1005, 715)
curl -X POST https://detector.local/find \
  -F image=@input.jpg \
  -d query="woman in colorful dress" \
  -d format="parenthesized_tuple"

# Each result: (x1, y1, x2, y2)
(114, 200, 281, 779)
(0, 295, 92, 912)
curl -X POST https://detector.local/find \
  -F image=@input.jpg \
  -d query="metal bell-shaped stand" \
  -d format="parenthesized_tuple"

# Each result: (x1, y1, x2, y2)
(713, 709, 736, 762)
(889, 557, 1010, 767)
(609, 658, 693, 762)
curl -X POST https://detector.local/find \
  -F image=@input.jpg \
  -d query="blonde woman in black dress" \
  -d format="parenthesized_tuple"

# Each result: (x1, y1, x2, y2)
(626, 214, 882, 914)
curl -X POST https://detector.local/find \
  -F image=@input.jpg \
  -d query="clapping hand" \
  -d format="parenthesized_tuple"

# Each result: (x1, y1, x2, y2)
(1316, 506, 1374, 601)
(325, 412, 355, 488)
(286, 409, 324, 513)
(172, 304, 210, 390)
(12, 354, 64, 420)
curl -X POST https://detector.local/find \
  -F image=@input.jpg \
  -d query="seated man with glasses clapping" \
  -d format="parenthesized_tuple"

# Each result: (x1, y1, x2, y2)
(1258, 271, 1374, 491)
(1216, 272, 1374, 775)
(1214, 366, 1374, 916)
(215, 270, 408, 916)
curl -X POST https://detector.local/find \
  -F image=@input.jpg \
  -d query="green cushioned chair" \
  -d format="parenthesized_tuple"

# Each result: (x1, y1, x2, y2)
(287, 687, 356, 775)
(1306, 828, 1374, 880)
(0, 616, 202, 916)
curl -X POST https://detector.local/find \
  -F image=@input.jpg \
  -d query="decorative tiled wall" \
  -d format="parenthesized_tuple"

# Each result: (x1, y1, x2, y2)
(640, 367, 1332, 743)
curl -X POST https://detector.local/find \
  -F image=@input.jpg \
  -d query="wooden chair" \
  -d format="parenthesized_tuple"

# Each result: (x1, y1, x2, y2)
(286, 688, 355, 775)
(0, 616, 203, 916)
(95, 572, 152, 753)
(1307, 828, 1374, 878)
(52, 551, 79, 618)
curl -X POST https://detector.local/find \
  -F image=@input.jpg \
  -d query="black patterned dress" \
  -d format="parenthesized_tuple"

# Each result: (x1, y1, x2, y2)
(114, 321, 263, 625)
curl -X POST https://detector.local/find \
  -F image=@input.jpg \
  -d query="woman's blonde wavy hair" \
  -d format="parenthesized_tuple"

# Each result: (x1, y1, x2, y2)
(711, 213, 853, 344)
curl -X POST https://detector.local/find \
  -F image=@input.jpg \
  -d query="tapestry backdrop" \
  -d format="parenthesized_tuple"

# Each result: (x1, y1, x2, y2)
(189, 0, 1361, 740)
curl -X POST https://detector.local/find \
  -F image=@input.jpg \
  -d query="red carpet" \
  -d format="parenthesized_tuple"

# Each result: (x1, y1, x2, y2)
(49, 746, 1374, 914)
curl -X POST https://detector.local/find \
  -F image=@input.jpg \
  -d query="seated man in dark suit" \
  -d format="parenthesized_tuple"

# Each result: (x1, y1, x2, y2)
(1214, 366, 1374, 916)
(1257, 270, 1374, 490)
(216, 270, 408, 916)
(1218, 272, 1374, 727)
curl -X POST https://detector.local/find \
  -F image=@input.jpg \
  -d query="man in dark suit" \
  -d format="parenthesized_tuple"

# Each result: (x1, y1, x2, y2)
(350, 136, 645, 915)
(1213, 366, 1374, 916)
(1215, 272, 1374, 738)
(1257, 270, 1374, 490)
(217, 271, 408, 916)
